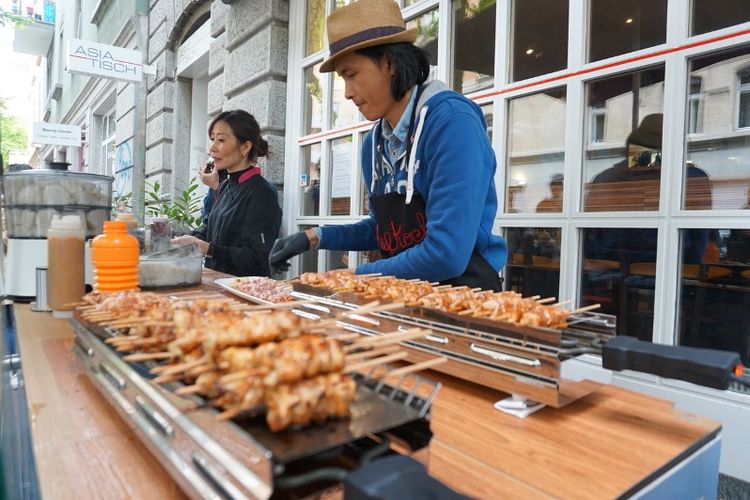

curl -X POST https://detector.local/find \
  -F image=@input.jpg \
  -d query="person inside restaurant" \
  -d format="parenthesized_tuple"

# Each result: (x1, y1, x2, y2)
(269, 0, 506, 291)
(173, 109, 281, 277)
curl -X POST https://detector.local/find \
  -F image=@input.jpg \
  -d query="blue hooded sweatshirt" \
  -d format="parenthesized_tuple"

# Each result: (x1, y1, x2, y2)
(318, 80, 507, 282)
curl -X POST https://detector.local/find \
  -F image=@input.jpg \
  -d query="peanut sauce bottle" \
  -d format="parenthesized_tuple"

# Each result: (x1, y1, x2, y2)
(48, 214, 85, 318)
(91, 220, 140, 292)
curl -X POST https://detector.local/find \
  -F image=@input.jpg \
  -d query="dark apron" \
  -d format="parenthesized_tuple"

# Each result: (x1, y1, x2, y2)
(368, 88, 502, 292)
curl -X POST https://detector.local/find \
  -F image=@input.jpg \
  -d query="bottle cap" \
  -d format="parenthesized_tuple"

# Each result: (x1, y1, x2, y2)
(103, 220, 128, 231)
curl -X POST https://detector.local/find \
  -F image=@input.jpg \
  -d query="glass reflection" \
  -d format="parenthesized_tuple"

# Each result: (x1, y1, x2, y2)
(300, 143, 321, 216)
(300, 225, 320, 273)
(692, 0, 750, 36)
(305, 0, 325, 56)
(504, 227, 561, 300)
(329, 137, 353, 215)
(677, 228, 750, 367)
(507, 87, 566, 213)
(588, 0, 666, 62)
(580, 227, 657, 340)
(304, 63, 323, 135)
(332, 72, 360, 129)
(325, 250, 349, 271)
(452, 0, 495, 94)
(407, 9, 439, 77)
(511, 0, 568, 82)
(481, 103, 493, 142)
(583, 66, 665, 212)
(685, 46, 750, 210)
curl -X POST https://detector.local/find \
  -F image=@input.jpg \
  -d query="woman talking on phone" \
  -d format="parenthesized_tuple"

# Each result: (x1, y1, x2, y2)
(173, 109, 281, 277)
(269, 0, 506, 290)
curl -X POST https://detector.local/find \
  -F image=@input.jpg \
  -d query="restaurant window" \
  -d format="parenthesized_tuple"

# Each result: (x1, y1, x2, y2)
(691, 0, 750, 36)
(407, 8, 439, 76)
(738, 68, 750, 130)
(358, 131, 370, 216)
(481, 103, 493, 142)
(687, 76, 703, 135)
(324, 249, 349, 271)
(332, 72, 359, 129)
(101, 110, 116, 176)
(685, 46, 750, 210)
(329, 136, 353, 215)
(580, 227, 657, 341)
(305, 0, 325, 56)
(299, 225, 320, 273)
(507, 87, 566, 214)
(504, 227, 561, 300)
(677, 228, 750, 370)
(583, 66, 665, 212)
(300, 143, 321, 216)
(590, 103, 605, 143)
(588, 0, 666, 62)
(511, 0, 568, 82)
(304, 63, 323, 135)
(452, 0, 495, 94)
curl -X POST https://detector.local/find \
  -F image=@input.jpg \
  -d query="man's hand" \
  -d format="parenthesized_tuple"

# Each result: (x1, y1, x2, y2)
(268, 231, 316, 274)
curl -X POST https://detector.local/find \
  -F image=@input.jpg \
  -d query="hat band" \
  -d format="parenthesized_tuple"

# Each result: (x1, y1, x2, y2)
(329, 26, 406, 56)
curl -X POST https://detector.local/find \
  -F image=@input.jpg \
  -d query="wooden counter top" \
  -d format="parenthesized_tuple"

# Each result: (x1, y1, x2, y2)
(14, 272, 721, 499)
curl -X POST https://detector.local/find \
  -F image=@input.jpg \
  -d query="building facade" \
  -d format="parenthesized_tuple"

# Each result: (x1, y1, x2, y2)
(145, 0, 289, 208)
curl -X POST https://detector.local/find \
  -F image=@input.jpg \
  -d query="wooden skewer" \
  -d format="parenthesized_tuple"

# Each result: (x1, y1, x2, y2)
(376, 357, 448, 379)
(64, 301, 87, 308)
(345, 345, 401, 362)
(122, 351, 174, 362)
(553, 299, 575, 308)
(155, 358, 208, 377)
(570, 303, 601, 314)
(535, 297, 557, 304)
(217, 368, 264, 385)
(175, 384, 204, 396)
(344, 329, 428, 352)
(215, 407, 244, 422)
(527, 295, 541, 300)
(343, 351, 408, 374)
(106, 335, 139, 345)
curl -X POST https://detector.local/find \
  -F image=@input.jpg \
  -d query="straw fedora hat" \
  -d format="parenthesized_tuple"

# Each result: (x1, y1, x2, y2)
(627, 113, 663, 149)
(320, 0, 418, 73)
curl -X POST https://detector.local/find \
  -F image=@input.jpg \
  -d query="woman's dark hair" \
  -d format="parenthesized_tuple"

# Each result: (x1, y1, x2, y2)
(209, 109, 269, 162)
(356, 43, 430, 101)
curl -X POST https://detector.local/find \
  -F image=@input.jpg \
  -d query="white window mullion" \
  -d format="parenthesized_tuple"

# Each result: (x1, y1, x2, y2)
(561, 79, 585, 303)
(657, 50, 689, 345)
(493, 0, 511, 220)
(434, 0, 451, 85)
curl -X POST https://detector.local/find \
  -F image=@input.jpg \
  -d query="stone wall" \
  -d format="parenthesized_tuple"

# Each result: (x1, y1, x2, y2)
(146, 0, 289, 202)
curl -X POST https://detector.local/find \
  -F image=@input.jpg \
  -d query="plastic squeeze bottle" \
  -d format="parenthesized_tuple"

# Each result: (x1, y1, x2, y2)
(91, 220, 140, 292)
(48, 214, 85, 318)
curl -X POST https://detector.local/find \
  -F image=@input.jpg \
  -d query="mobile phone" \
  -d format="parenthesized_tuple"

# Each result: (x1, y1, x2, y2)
(204, 159, 214, 173)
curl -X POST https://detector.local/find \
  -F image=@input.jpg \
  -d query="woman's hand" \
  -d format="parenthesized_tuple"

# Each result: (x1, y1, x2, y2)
(172, 235, 210, 255)
(198, 160, 219, 190)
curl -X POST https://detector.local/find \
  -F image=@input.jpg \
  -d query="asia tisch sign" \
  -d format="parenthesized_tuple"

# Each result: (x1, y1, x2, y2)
(66, 39, 143, 83)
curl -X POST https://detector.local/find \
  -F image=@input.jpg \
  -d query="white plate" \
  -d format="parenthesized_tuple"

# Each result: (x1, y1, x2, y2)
(213, 277, 277, 305)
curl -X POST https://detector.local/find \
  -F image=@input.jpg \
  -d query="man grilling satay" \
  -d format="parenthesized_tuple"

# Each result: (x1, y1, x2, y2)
(269, 0, 506, 291)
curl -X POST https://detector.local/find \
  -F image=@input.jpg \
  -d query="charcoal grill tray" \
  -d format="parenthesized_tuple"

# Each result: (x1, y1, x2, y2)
(234, 386, 428, 465)
(74, 314, 435, 467)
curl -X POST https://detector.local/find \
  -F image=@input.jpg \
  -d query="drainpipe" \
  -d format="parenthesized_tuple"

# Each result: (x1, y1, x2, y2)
(130, 0, 149, 224)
